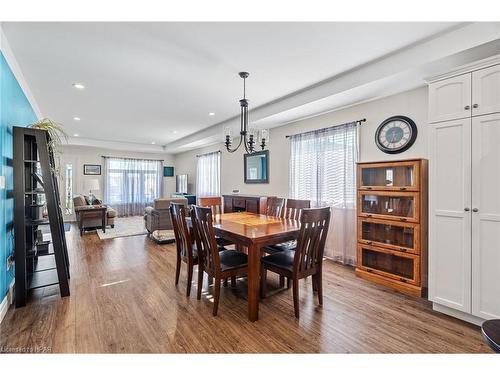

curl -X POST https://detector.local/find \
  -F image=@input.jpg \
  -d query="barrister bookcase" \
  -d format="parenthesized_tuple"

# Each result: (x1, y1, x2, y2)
(355, 159, 428, 297)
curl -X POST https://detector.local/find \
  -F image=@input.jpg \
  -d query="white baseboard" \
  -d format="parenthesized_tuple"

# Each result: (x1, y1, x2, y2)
(432, 302, 485, 326)
(0, 281, 15, 324)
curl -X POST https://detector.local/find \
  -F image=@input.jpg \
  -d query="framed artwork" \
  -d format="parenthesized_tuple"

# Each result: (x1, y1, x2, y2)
(83, 164, 101, 175)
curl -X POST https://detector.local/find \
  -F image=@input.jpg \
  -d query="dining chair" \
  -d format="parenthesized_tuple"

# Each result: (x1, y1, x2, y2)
(260, 206, 331, 318)
(198, 196, 224, 215)
(170, 202, 199, 297)
(198, 196, 233, 248)
(264, 198, 312, 287)
(266, 197, 286, 217)
(265, 198, 311, 253)
(192, 205, 248, 316)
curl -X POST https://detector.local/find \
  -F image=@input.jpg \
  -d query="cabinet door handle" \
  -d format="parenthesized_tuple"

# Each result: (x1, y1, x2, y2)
(399, 187, 407, 191)
(399, 278, 407, 283)
(464, 105, 471, 110)
(366, 214, 372, 217)
(473, 104, 479, 109)
(399, 248, 407, 252)
(472, 208, 479, 212)
(464, 207, 470, 212)
(366, 241, 373, 245)
(366, 187, 372, 190)
(400, 218, 407, 222)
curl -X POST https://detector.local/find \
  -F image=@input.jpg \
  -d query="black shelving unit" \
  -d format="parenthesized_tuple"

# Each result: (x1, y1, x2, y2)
(13, 126, 70, 308)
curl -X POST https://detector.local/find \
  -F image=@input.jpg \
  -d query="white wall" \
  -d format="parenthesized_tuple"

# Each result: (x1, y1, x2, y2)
(174, 86, 429, 197)
(59, 145, 177, 203)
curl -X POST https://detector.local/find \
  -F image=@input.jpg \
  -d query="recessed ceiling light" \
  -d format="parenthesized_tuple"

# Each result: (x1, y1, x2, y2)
(73, 117, 81, 121)
(173, 130, 178, 134)
(209, 112, 215, 116)
(72, 83, 85, 89)
(73, 133, 79, 137)
(151, 141, 156, 145)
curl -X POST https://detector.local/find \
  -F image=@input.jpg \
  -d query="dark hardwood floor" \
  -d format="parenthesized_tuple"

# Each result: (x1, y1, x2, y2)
(0, 224, 490, 353)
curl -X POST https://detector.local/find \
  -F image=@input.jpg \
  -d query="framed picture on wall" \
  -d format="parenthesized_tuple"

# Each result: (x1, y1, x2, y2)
(83, 164, 101, 175)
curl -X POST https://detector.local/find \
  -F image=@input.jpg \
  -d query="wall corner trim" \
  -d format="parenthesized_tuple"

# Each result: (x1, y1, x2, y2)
(0, 23, 42, 119)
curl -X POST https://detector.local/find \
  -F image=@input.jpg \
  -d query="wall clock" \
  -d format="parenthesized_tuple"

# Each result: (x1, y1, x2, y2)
(375, 115, 417, 154)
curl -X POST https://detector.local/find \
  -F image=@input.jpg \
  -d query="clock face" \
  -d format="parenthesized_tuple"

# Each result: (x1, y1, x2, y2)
(375, 116, 417, 154)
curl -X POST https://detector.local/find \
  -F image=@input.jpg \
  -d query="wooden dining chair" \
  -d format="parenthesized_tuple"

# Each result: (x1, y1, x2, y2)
(260, 206, 331, 318)
(264, 198, 311, 286)
(192, 205, 248, 316)
(266, 197, 286, 217)
(198, 196, 223, 215)
(198, 196, 233, 248)
(170, 202, 198, 297)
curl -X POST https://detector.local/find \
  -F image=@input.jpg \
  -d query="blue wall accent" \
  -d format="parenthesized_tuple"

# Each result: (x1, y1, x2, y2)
(0, 51, 37, 301)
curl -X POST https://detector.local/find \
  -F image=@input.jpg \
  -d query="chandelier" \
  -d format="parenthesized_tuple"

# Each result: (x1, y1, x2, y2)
(224, 72, 269, 154)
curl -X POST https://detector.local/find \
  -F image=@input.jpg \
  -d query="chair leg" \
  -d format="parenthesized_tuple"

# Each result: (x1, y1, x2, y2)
(312, 276, 318, 292)
(175, 254, 181, 286)
(231, 276, 236, 287)
(279, 275, 285, 288)
(213, 277, 221, 316)
(223, 278, 228, 287)
(197, 266, 203, 300)
(287, 277, 291, 289)
(292, 277, 300, 319)
(186, 262, 194, 297)
(316, 272, 323, 306)
(260, 266, 267, 299)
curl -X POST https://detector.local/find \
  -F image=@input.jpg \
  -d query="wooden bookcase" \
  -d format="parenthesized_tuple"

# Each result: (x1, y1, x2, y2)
(355, 159, 428, 297)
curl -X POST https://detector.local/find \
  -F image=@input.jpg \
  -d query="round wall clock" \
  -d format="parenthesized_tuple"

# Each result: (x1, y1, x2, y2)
(375, 115, 417, 154)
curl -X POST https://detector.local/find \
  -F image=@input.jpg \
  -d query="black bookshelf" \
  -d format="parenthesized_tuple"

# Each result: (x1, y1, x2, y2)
(13, 127, 70, 307)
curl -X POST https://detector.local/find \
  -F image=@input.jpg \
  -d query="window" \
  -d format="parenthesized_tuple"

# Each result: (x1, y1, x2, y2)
(196, 151, 221, 198)
(64, 163, 73, 214)
(289, 123, 358, 208)
(289, 122, 358, 264)
(104, 157, 163, 216)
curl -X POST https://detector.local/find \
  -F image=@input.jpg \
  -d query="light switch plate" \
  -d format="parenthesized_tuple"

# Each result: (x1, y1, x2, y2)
(0, 176, 5, 189)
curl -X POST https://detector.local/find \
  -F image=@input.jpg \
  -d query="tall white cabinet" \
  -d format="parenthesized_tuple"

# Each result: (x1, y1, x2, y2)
(428, 56, 500, 325)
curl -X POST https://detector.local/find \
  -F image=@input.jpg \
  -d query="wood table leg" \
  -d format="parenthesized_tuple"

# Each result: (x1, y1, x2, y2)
(102, 209, 106, 233)
(247, 243, 260, 322)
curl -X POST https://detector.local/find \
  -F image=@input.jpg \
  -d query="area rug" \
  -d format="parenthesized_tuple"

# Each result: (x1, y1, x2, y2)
(97, 216, 148, 240)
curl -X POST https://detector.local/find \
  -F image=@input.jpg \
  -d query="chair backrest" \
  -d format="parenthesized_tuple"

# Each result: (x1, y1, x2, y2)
(283, 199, 311, 220)
(266, 197, 286, 217)
(198, 196, 223, 216)
(170, 203, 195, 261)
(293, 207, 331, 276)
(191, 205, 221, 275)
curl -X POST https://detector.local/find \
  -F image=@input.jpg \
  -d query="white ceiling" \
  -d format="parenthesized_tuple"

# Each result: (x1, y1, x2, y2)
(2, 22, 464, 151)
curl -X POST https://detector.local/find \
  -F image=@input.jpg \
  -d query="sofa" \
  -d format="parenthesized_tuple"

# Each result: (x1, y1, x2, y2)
(73, 195, 117, 231)
(144, 197, 188, 233)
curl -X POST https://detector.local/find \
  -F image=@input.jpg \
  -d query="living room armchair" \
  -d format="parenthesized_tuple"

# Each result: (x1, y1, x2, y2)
(144, 197, 188, 233)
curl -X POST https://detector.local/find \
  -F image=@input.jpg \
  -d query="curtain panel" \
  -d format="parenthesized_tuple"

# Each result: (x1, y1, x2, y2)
(289, 122, 358, 265)
(196, 151, 221, 199)
(103, 157, 163, 217)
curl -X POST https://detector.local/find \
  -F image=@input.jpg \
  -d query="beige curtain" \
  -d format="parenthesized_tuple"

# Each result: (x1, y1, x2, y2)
(289, 122, 358, 265)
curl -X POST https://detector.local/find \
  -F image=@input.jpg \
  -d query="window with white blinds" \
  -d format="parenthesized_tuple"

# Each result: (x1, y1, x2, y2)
(289, 122, 358, 209)
(196, 151, 221, 198)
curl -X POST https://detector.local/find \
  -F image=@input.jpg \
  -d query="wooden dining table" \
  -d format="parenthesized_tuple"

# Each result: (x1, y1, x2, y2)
(203, 212, 301, 322)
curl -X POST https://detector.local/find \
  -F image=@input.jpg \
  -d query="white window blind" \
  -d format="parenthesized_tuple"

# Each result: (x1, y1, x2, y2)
(289, 122, 358, 208)
(196, 151, 221, 198)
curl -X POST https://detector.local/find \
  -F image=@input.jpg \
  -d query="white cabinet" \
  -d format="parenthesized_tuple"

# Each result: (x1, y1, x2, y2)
(471, 113, 500, 320)
(428, 119, 471, 312)
(428, 58, 500, 324)
(472, 64, 500, 117)
(429, 73, 471, 123)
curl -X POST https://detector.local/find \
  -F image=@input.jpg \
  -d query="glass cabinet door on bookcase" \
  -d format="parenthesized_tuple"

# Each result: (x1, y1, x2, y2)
(358, 218, 420, 254)
(357, 244, 420, 285)
(357, 191, 420, 223)
(358, 161, 420, 191)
